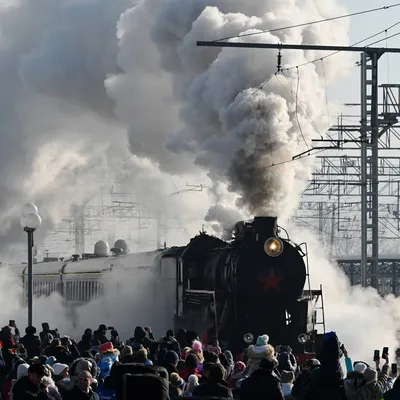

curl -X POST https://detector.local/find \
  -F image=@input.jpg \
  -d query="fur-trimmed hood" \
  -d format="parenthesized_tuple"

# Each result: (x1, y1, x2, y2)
(247, 344, 274, 360)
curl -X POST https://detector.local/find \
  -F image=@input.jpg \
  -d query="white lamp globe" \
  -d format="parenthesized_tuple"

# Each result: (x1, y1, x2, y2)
(24, 213, 42, 230)
(21, 203, 38, 217)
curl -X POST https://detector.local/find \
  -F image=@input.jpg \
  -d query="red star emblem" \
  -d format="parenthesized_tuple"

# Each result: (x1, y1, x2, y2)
(258, 269, 284, 292)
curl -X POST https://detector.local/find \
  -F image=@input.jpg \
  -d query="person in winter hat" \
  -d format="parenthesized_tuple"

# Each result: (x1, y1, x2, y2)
(190, 340, 204, 372)
(69, 358, 98, 389)
(159, 329, 181, 356)
(169, 372, 184, 400)
(229, 361, 246, 388)
(184, 374, 199, 396)
(345, 354, 389, 400)
(20, 326, 41, 360)
(244, 334, 277, 377)
(52, 363, 71, 397)
(305, 331, 347, 400)
(78, 329, 93, 354)
(163, 350, 179, 377)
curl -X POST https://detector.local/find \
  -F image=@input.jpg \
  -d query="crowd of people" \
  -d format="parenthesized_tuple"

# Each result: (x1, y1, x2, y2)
(0, 322, 399, 400)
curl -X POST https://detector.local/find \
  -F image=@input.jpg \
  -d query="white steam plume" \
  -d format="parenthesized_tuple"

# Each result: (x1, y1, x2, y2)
(0, 0, 131, 247)
(107, 0, 351, 229)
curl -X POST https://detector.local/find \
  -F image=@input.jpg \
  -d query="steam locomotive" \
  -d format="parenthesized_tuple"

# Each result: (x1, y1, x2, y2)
(10, 216, 325, 354)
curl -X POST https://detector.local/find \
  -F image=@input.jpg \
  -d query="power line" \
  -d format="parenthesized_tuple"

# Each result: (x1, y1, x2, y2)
(212, 3, 400, 43)
(282, 21, 400, 72)
(295, 68, 309, 149)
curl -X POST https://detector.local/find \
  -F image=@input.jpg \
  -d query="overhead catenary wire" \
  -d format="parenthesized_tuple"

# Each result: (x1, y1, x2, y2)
(295, 67, 309, 149)
(252, 21, 400, 96)
(282, 21, 400, 72)
(212, 3, 400, 42)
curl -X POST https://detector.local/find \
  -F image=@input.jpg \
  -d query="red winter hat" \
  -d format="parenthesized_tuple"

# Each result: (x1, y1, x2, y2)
(99, 342, 114, 354)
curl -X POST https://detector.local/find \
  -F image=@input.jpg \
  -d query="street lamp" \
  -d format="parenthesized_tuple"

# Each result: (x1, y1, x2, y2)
(20, 203, 42, 326)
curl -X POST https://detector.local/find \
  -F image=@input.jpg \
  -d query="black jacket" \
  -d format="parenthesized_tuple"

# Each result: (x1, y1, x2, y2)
(159, 337, 181, 356)
(12, 376, 51, 400)
(193, 381, 233, 399)
(240, 369, 285, 400)
(20, 334, 41, 360)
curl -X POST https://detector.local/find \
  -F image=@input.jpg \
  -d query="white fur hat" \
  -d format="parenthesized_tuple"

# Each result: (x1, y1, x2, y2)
(188, 374, 199, 384)
(256, 335, 269, 346)
(17, 364, 30, 379)
(354, 363, 367, 373)
(53, 363, 69, 376)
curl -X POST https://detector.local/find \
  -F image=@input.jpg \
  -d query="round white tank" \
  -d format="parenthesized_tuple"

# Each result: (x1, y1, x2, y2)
(94, 240, 110, 257)
(114, 239, 128, 254)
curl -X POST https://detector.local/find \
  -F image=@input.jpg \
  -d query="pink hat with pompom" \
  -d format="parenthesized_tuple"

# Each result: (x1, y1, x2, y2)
(192, 340, 202, 352)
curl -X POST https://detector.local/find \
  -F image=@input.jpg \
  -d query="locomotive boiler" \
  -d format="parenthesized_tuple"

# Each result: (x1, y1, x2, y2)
(176, 216, 325, 353)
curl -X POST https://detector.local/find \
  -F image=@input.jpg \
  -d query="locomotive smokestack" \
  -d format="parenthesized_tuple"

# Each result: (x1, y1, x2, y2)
(253, 217, 278, 242)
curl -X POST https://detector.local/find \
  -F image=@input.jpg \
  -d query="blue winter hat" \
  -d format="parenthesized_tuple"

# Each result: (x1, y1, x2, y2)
(165, 350, 179, 365)
(324, 331, 337, 340)
(45, 356, 57, 366)
(256, 334, 269, 346)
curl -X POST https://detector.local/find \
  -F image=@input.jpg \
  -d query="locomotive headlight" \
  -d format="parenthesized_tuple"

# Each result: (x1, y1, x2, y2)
(297, 333, 309, 344)
(244, 333, 254, 344)
(264, 237, 283, 257)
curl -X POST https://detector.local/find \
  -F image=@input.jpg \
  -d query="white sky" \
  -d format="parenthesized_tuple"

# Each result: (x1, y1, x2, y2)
(330, 0, 400, 104)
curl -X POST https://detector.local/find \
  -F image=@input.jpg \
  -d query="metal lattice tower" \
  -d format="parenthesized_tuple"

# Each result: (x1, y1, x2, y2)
(360, 51, 380, 289)
(298, 77, 400, 290)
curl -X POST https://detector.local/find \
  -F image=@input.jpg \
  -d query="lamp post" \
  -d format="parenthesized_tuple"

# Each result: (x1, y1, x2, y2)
(20, 203, 42, 326)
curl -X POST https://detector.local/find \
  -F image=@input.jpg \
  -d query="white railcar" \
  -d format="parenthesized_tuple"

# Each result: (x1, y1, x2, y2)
(12, 240, 170, 306)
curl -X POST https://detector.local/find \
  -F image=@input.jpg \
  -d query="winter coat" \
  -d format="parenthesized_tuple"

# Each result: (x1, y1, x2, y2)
(20, 335, 41, 360)
(127, 327, 157, 358)
(291, 370, 313, 400)
(240, 368, 285, 400)
(12, 376, 45, 400)
(305, 332, 347, 400)
(244, 344, 275, 377)
(159, 337, 181, 356)
(222, 350, 234, 378)
(78, 333, 93, 354)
